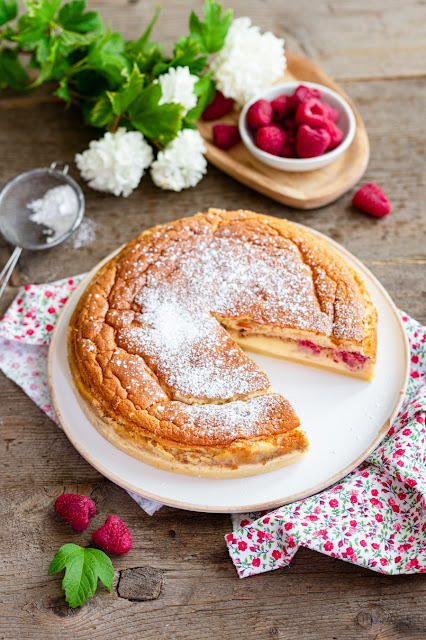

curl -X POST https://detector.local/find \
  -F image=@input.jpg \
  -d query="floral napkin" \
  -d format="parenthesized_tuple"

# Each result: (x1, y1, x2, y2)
(1, 278, 425, 576)
(226, 314, 426, 577)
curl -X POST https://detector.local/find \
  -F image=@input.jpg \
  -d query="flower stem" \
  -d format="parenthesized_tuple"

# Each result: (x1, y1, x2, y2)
(110, 114, 121, 133)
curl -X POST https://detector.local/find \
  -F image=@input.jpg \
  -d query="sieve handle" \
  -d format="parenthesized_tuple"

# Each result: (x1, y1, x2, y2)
(0, 246, 23, 301)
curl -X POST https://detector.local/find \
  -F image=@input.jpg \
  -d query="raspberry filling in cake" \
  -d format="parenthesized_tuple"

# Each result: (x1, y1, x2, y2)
(228, 324, 373, 378)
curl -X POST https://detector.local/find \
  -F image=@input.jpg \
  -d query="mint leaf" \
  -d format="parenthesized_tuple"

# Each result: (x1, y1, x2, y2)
(189, 0, 232, 54)
(87, 28, 129, 87)
(107, 63, 144, 115)
(128, 82, 182, 146)
(58, 0, 102, 34)
(125, 4, 160, 57)
(0, 0, 17, 26)
(185, 73, 215, 122)
(48, 544, 114, 609)
(0, 48, 29, 90)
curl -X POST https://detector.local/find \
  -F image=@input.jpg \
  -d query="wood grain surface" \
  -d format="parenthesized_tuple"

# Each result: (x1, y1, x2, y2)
(1, 1, 426, 639)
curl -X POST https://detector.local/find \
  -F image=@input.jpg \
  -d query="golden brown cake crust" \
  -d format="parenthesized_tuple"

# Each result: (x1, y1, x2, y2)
(68, 209, 377, 476)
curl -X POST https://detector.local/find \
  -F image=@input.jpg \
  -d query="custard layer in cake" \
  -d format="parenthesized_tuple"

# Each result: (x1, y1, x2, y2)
(68, 209, 377, 477)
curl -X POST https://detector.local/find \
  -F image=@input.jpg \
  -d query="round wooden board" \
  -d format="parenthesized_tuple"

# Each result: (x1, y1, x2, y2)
(48, 223, 408, 513)
(197, 51, 370, 210)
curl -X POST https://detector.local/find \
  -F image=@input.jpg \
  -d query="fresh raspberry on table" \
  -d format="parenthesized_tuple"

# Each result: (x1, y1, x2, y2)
(296, 124, 331, 158)
(295, 98, 329, 128)
(201, 91, 233, 120)
(92, 515, 133, 554)
(290, 84, 322, 109)
(55, 494, 96, 531)
(256, 125, 286, 155)
(352, 183, 391, 218)
(270, 94, 294, 119)
(319, 119, 343, 150)
(247, 99, 274, 129)
(213, 124, 241, 150)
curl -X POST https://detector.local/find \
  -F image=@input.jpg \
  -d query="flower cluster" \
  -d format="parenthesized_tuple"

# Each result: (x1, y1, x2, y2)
(150, 129, 207, 192)
(211, 17, 286, 105)
(75, 128, 153, 197)
(158, 66, 198, 116)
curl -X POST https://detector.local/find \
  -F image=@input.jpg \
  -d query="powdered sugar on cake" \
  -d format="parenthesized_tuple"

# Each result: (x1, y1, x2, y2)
(114, 224, 351, 401)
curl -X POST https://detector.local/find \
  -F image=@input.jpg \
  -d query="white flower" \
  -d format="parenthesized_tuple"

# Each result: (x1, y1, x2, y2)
(210, 17, 286, 105)
(158, 66, 198, 115)
(75, 128, 154, 197)
(150, 129, 207, 192)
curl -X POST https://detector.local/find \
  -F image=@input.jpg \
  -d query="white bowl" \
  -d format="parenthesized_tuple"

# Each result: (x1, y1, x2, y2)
(238, 81, 356, 172)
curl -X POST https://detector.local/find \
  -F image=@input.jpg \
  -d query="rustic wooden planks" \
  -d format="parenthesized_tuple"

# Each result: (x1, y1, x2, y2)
(0, 1, 426, 638)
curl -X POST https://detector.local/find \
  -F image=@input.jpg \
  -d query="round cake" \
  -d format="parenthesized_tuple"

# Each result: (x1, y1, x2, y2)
(68, 209, 377, 477)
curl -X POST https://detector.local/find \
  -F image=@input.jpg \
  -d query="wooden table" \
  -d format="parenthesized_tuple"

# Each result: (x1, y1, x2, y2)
(1, 1, 425, 638)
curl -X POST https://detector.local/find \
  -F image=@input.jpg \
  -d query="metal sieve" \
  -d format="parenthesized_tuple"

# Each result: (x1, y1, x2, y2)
(0, 161, 85, 300)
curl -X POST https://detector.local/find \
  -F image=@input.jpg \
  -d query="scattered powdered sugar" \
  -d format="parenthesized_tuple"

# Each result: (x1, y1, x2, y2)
(71, 217, 96, 249)
(28, 185, 79, 243)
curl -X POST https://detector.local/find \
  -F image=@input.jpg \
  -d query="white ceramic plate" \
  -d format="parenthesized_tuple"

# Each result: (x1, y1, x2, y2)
(48, 225, 409, 512)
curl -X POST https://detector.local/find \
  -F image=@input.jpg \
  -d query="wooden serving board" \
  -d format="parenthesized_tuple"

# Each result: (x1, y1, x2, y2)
(197, 51, 370, 210)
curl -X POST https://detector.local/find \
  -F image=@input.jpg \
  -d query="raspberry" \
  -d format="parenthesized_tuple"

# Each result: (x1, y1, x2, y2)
(213, 124, 241, 150)
(255, 125, 286, 156)
(352, 183, 391, 218)
(295, 98, 329, 129)
(291, 85, 322, 109)
(247, 99, 273, 129)
(270, 94, 293, 119)
(280, 140, 296, 158)
(201, 91, 233, 121)
(55, 494, 96, 531)
(323, 103, 339, 123)
(296, 124, 331, 158)
(319, 119, 343, 150)
(92, 515, 133, 554)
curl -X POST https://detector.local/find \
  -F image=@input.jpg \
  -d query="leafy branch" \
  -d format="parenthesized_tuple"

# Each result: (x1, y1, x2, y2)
(0, 0, 232, 147)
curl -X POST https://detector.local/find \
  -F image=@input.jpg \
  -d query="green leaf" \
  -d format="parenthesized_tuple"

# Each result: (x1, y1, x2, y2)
(89, 93, 114, 127)
(48, 544, 114, 609)
(128, 82, 182, 146)
(134, 43, 163, 75)
(31, 37, 59, 86)
(87, 28, 129, 87)
(106, 63, 144, 115)
(25, 0, 62, 23)
(171, 37, 207, 74)
(125, 4, 160, 57)
(58, 29, 98, 51)
(0, 48, 29, 90)
(53, 76, 71, 103)
(184, 73, 215, 122)
(0, 0, 17, 26)
(58, 0, 102, 34)
(189, 0, 232, 54)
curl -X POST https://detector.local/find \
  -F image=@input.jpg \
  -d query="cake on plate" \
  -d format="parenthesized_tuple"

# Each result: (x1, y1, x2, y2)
(68, 209, 377, 477)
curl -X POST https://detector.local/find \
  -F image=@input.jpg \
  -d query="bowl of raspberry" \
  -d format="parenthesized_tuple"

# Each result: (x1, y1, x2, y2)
(239, 81, 356, 172)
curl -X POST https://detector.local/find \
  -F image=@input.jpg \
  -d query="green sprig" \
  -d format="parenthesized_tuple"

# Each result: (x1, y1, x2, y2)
(0, 0, 232, 147)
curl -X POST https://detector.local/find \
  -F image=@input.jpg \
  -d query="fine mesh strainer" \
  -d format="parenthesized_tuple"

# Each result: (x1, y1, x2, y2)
(0, 162, 85, 300)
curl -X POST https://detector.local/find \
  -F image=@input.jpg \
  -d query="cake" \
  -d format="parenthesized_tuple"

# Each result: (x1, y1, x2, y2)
(68, 209, 377, 477)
